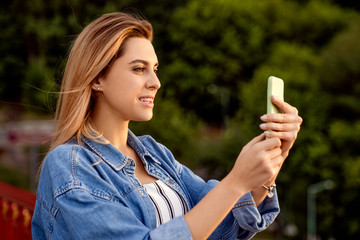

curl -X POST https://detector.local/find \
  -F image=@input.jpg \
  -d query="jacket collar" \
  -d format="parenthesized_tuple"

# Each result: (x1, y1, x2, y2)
(81, 129, 160, 171)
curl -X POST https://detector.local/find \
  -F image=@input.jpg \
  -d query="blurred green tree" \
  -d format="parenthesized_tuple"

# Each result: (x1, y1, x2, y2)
(0, 0, 189, 116)
(162, 0, 360, 238)
(162, 0, 352, 126)
(316, 17, 360, 237)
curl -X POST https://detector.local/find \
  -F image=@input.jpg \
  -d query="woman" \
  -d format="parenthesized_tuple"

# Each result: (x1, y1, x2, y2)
(32, 12, 302, 240)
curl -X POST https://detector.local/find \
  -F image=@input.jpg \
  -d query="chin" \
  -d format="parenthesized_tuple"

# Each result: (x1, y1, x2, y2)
(134, 114, 153, 122)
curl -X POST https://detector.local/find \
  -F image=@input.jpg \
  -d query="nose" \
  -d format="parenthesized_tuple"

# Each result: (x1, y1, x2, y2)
(146, 72, 161, 90)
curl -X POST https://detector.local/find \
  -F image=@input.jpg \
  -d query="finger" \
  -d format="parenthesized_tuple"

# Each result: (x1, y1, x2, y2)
(255, 137, 281, 150)
(271, 96, 298, 114)
(260, 122, 300, 132)
(241, 133, 266, 152)
(247, 133, 266, 146)
(270, 155, 285, 169)
(264, 130, 298, 142)
(266, 146, 282, 159)
(261, 113, 303, 124)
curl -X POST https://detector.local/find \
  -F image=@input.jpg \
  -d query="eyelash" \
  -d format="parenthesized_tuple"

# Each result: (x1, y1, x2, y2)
(133, 67, 145, 73)
(133, 67, 159, 75)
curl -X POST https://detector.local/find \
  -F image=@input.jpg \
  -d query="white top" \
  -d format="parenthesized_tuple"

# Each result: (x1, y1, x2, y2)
(143, 180, 189, 226)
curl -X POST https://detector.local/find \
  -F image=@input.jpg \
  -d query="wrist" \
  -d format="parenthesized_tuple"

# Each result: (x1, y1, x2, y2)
(262, 183, 277, 198)
(222, 173, 248, 198)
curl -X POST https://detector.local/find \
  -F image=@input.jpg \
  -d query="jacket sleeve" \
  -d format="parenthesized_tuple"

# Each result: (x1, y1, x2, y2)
(174, 158, 280, 240)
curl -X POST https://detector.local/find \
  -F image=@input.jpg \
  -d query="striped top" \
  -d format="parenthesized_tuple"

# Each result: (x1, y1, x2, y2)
(143, 180, 189, 227)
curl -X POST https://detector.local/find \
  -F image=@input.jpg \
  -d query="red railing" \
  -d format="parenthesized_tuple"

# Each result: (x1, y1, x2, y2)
(0, 181, 36, 240)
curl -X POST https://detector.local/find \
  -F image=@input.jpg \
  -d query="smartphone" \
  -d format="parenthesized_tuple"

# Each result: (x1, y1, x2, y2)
(267, 76, 284, 114)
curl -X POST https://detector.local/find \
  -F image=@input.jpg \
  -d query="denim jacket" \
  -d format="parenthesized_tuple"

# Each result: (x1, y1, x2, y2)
(32, 130, 280, 240)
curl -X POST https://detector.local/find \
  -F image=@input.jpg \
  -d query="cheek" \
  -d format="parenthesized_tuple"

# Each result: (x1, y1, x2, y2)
(104, 84, 139, 108)
(103, 78, 127, 96)
(102, 72, 143, 102)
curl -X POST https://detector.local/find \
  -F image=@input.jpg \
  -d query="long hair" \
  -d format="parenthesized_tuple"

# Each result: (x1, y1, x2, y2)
(49, 12, 153, 154)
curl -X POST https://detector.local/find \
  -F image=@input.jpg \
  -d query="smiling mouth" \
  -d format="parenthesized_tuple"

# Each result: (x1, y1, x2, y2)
(139, 97, 154, 104)
(138, 97, 155, 107)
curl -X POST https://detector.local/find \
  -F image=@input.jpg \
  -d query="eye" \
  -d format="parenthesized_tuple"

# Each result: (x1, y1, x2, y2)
(133, 66, 145, 73)
(154, 68, 159, 75)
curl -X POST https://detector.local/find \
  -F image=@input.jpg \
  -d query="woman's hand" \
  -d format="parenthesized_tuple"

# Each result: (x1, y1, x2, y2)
(248, 97, 302, 205)
(260, 96, 303, 159)
(185, 133, 283, 240)
(229, 134, 284, 193)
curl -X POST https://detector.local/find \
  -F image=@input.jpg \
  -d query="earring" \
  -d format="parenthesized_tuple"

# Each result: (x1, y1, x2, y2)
(97, 87, 101, 90)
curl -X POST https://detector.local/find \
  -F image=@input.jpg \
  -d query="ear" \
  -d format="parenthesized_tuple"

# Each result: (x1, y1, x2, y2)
(92, 77, 103, 91)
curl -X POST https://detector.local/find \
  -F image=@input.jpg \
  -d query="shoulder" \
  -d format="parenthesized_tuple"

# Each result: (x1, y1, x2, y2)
(44, 141, 99, 173)
(38, 141, 100, 197)
(46, 141, 99, 164)
(34, 141, 119, 222)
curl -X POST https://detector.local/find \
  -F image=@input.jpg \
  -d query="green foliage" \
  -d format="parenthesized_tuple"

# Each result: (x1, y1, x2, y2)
(130, 97, 203, 168)
(0, 0, 189, 115)
(161, 0, 352, 125)
(163, 0, 360, 238)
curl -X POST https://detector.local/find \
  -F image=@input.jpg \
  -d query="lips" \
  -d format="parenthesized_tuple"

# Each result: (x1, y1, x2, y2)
(138, 97, 154, 104)
(138, 96, 155, 107)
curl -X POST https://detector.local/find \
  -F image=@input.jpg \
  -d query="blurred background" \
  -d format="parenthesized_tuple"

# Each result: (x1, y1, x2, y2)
(0, 0, 359, 239)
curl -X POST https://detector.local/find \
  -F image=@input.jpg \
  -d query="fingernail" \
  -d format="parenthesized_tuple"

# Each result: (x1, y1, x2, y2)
(260, 115, 267, 121)
(272, 95, 282, 101)
(260, 123, 266, 129)
(264, 131, 271, 137)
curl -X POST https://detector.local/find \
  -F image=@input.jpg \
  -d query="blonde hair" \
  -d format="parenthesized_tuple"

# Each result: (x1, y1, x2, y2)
(49, 12, 153, 153)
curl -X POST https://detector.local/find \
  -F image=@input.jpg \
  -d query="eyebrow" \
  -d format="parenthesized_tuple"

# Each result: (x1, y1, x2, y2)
(128, 59, 159, 67)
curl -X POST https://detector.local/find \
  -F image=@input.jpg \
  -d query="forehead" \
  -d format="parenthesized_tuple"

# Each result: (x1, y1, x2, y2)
(121, 37, 158, 63)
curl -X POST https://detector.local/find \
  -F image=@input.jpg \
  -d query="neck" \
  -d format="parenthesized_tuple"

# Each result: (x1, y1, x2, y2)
(90, 115, 130, 152)
(103, 123, 129, 151)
